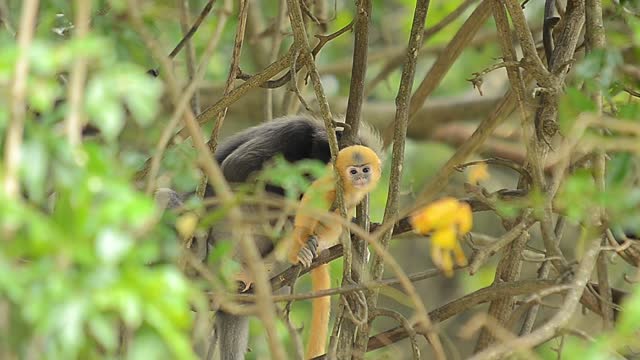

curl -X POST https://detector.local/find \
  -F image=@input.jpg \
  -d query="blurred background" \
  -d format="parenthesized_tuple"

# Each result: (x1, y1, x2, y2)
(1, 0, 640, 359)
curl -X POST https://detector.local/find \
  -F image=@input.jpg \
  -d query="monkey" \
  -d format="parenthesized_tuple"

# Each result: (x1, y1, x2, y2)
(206, 114, 380, 196)
(286, 145, 382, 359)
(188, 115, 382, 360)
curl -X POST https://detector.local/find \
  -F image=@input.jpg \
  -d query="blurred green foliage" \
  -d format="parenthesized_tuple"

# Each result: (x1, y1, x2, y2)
(0, 0, 639, 359)
(0, 2, 204, 359)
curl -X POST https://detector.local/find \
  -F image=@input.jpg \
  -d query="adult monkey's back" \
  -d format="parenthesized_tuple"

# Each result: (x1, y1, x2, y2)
(164, 115, 382, 360)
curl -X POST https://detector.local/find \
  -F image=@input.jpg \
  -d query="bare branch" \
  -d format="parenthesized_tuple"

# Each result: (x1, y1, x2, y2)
(147, 0, 217, 75)
(369, 1, 446, 359)
(468, 236, 602, 360)
(125, 2, 286, 358)
(143, 0, 232, 193)
(236, 21, 354, 89)
(178, 0, 201, 114)
(365, 0, 479, 95)
(3, 0, 39, 198)
(205, 0, 249, 155)
(66, 0, 91, 146)
(366, 280, 556, 352)
(340, 0, 373, 355)
(379, 0, 493, 147)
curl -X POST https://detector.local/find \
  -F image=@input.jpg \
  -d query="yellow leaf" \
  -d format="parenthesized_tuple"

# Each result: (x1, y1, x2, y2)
(431, 226, 458, 277)
(431, 225, 457, 249)
(411, 197, 472, 277)
(454, 242, 468, 267)
(467, 162, 490, 184)
(410, 197, 473, 236)
(410, 197, 461, 234)
(176, 212, 198, 239)
(456, 202, 473, 234)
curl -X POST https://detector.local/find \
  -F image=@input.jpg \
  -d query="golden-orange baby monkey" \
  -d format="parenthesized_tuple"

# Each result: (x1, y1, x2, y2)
(288, 145, 382, 359)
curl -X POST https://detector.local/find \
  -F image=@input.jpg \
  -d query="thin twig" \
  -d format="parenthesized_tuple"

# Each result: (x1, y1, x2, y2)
(66, 0, 91, 146)
(3, 0, 39, 199)
(197, 0, 249, 199)
(285, 0, 344, 215)
(125, 2, 286, 359)
(456, 158, 533, 186)
(175, 49, 292, 139)
(371, 309, 421, 359)
(136, 48, 295, 182)
(411, 87, 519, 210)
(622, 87, 640, 98)
(519, 216, 566, 335)
(179, 0, 201, 114)
(339, 0, 372, 356)
(365, 0, 479, 95)
(472, 4, 538, 348)
(369, 1, 446, 359)
(286, 2, 349, 358)
(206, 0, 248, 155)
(460, 313, 538, 360)
(237, 21, 354, 89)
(147, 0, 217, 75)
(234, 266, 461, 303)
(0, 0, 15, 35)
(585, 0, 613, 330)
(469, 218, 534, 274)
(366, 279, 557, 352)
(144, 0, 232, 194)
(264, 0, 286, 120)
(502, 0, 551, 87)
(467, 60, 522, 95)
(379, 0, 493, 147)
(468, 236, 603, 360)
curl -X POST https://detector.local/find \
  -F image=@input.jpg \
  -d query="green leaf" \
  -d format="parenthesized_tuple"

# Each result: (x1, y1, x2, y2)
(96, 228, 133, 264)
(617, 102, 640, 120)
(88, 315, 119, 352)
(606, 153, 632, 186)
(257, 155, 328, 200)
(20, 139, 49, 202)
(57, 298, 88, 352)
(618, 285, 640, 335)
(86, 75, 125, 140)
(126, 330, 173, 360)
(558, 87, 596, 135)
(575, 49, 623, 90)
(557, 170, 597, 223)
(28, 40, 58, 74)
(28, 77, 62, 112)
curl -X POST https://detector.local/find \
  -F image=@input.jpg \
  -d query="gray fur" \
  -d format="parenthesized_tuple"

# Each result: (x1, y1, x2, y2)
(332, 114, 384, 160)
(209, 115, 383, 193)
(211, 312, 249, 360)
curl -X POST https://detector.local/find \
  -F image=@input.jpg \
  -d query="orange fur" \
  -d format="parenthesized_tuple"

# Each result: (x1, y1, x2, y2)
(307, 264, 331, 359)
(288, 145, 382, 359)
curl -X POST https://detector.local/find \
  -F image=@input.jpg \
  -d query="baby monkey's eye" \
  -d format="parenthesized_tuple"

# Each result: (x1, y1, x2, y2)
(362, 167, 370, 173)
(350, 169, 358, 175)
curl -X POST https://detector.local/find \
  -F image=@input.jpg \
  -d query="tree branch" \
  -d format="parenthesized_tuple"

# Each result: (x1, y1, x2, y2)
(468, 236, 602, 360)
(3, 0, 39, 199)
(340, 0, 373, 356)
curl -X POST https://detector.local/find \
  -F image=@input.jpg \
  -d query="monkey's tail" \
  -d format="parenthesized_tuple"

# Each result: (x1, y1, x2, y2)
(213, 311, 249, 360)
(306, 263, 331, 359)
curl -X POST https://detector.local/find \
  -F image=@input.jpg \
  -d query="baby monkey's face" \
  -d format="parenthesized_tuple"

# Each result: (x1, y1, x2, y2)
(336, 145, 381, 192)
(346, 164, 373, 188)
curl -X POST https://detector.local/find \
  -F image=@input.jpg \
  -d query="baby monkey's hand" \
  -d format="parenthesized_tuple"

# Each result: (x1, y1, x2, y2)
(296, 235, 319, 268)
